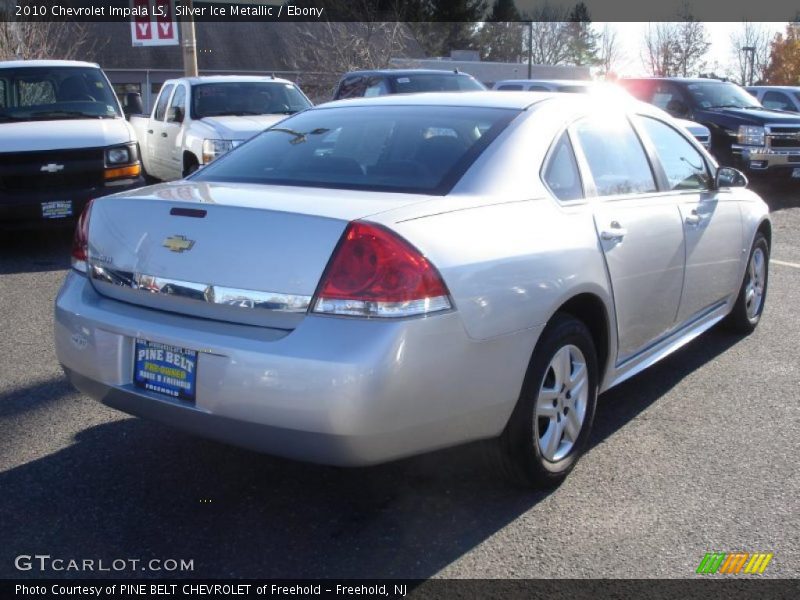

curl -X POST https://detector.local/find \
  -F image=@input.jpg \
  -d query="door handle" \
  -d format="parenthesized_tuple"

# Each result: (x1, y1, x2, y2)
(147, 129, 153, 134)
(161, 132, 168, 138)
(685, 210, 702, 226)
(600, 221, 627, 241)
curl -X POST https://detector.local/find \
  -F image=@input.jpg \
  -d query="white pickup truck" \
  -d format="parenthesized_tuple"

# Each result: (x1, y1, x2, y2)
(130, 75, 312, 181)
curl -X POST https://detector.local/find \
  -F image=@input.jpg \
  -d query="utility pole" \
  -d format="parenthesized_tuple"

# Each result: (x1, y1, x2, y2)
(180, 0, 198, 77)
(527, 21, 533, 78)
(742, 46, 755, 86)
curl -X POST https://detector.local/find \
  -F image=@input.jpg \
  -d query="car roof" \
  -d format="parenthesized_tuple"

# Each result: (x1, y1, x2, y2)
(496, 79, 591, 86)
(173, 75, 295, 85)
(746, 85, 800, 91)
(320, 90, 559, 111)
(622, 77, 732, 85)
(0, 59, 100, 69)
(340, 69, 476, 78)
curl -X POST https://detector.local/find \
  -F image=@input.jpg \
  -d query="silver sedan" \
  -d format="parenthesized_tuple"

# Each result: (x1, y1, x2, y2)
(54, 92, 771, 487)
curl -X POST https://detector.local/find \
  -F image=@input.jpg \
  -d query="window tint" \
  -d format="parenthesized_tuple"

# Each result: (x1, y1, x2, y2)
(639, 117, 711, 191)
(0, 79, 6, 108)
(497, 84, 523, 91)
(336, 76, 366, 99)
(153, 84, 174, 121)
(194, 106, 517, 195)
(543, 132, 583, 201)
(573, 115, 656, 196)
(762, 91, 792, 111)
(389, 74, 484, 93)
(192, 82, 310, 118)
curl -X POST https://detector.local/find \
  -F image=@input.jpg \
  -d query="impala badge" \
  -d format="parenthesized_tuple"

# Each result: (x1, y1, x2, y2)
(163, 235, 195, 253)
(40, 163, 64, 173)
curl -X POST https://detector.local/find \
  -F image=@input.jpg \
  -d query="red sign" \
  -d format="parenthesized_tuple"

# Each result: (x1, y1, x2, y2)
(131, 0, 179, 47)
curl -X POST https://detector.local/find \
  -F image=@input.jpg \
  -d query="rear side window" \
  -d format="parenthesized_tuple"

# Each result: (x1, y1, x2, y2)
(389, 74, 484, 93)
(543, 132, 583, 201)
(497, 84, 523, 91)
(153, 83, 174, 120)
(638, 117, 711, 191)
(194, 105, 518, 195)
(573, 115, 656, 197)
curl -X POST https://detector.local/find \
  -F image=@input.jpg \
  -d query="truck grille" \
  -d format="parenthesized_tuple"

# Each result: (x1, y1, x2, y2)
(0, 148, 105, 194)
(766, 124, 800, 152)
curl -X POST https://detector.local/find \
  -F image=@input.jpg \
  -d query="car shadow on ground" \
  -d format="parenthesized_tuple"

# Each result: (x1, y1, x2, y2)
(0, 228, 72, 276)
(0, 327, 744, 579)
(749, 180, 800, 213)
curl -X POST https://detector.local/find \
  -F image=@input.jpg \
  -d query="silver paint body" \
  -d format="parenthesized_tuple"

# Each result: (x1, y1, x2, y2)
(54, 92, 770, 465)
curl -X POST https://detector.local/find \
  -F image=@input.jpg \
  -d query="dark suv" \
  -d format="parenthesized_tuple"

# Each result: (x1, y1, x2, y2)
(332, 69, 485, 100)
(620, 77, 800, 180)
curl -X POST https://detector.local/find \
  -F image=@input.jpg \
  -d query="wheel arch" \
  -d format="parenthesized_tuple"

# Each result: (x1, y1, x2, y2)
(552, 292, 612, 385)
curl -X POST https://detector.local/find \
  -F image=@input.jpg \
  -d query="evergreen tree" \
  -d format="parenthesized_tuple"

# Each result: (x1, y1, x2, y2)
(479, 0, 523, 62)
(565, 2, 599, 67)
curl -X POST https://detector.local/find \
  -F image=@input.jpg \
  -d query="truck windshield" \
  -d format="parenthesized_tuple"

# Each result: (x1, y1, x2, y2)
(192, 105, 517, 195)
(0, 66, 121, 121)
(686, 82, 763, 110)
(192, 82, 312, 118)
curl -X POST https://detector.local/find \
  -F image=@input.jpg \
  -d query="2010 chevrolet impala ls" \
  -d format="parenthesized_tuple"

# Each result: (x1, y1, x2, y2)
(54, 92, 771, 487)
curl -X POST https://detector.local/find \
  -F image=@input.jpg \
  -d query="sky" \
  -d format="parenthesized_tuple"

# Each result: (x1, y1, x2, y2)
(595, 22, 787, 77)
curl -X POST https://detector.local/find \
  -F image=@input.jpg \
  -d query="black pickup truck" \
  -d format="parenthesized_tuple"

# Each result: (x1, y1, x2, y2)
(620, 77, 800, 181)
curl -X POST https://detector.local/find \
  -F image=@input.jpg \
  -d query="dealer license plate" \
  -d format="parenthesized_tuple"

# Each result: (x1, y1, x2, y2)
(133, 339, 198, 403)
(792, 168, 800, 179)
(41, 200, 73, 219)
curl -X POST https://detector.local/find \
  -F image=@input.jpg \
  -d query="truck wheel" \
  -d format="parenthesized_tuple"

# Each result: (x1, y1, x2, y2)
(494, 313, 599, 489)
(183, 158, 199, 178)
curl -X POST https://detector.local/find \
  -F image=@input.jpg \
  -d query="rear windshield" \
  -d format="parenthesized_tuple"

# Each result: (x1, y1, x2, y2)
(192, 82, 311, 118)
(389, 74, 485, 93)
(193, 105, 517, 195)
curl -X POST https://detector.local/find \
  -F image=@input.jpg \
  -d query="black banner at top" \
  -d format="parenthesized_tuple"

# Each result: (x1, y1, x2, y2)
(3, 0, 800, 22)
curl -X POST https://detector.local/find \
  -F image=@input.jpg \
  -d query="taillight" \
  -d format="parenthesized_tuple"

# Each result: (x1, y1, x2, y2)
(312, 222, 451, 318)
(71, 199, 94, 273)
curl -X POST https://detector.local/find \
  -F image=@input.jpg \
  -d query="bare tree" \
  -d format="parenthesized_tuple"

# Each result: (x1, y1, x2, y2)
(642, 23, 680, 76)
(728, 22, 772, 85)
(672, 3, 711, 77)
(597, 24, 621, 76)
(524, 3, 572, 66)
(0, 19, 95, 61)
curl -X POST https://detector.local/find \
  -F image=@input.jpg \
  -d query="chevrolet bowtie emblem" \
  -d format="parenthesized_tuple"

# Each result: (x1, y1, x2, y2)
(163, 235, 195, 253)
(40, 163, 64, 173)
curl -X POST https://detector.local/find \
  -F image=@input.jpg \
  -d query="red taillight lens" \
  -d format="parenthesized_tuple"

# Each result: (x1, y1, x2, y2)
(312, 222, 451, 318)
(71, 199, 94, 272)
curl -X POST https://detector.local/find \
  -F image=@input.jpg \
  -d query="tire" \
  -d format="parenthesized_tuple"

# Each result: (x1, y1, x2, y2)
(494, 313, 599, 489)
(724, 232, 769, 334)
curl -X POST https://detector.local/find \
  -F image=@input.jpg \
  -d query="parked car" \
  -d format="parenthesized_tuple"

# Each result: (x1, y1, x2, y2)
(494, 78, 712, 149)
(745, 86, 800, 113)
(493, 79, 592, 93)
(129, 75, 312, 181)
(620, 77, 800, 180)
(332, 69, 485, 100)
(0, 60, 143, 228)
(55, 92, 770, 488)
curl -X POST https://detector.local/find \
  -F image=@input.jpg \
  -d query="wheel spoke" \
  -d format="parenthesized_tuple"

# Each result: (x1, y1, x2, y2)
(537, 389, 559, 417)
(553, 346, 572, 390)
(564, 408, 581, 442)
(541, 417, 563, 460)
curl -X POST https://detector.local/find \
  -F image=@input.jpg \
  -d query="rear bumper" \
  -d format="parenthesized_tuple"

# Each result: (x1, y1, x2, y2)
(54, 271, 538, 465)
(0, 176, 145, 228)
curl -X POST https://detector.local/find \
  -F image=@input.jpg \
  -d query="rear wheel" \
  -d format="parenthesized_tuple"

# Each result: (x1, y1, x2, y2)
(725, 232, 769, 334)
(495, 313, 599, 488)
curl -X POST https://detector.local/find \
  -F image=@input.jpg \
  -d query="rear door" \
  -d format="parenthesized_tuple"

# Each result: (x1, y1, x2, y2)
(636, 115, 744, 324)
(572, 114, 686, 363)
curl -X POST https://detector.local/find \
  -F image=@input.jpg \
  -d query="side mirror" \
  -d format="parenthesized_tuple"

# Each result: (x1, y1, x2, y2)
(122, 92, 144, 119)
(666, 98, 689, 118)
(715, 166, 748, 189)
(167, 106, 184, 123)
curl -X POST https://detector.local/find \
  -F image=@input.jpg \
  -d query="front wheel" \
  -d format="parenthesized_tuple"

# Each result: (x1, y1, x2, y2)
(495, 313, 599, 489)
(724, 232, 769, 334)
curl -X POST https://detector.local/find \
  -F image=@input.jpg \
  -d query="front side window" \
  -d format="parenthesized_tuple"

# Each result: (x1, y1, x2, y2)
(192, 82, 310, 118)
(543, 132, 583, 201)
(573, 115, 656, 197)
(193, 105, 518, 195)
(167, 85, 186, 122)
(762, 91, 792, 111)
(363, 77, 389, 97)
(639, 117, 711, 191)
(685, 82, 762, 110)
(335, 76, 366, 99)
(153, 83, 174, 121)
